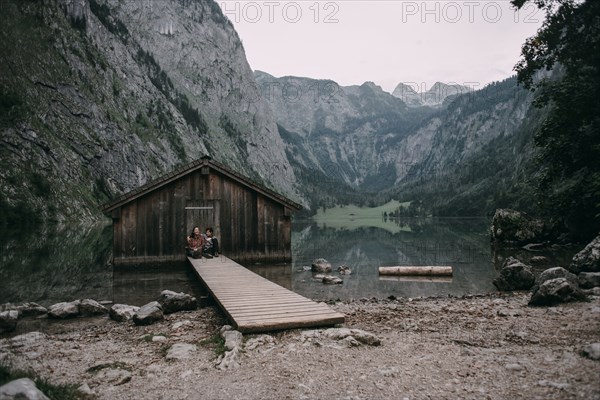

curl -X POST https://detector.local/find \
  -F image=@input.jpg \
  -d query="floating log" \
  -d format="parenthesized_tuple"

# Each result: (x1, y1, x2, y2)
(378, 266, 453, 276)
(379, 275, 452, 283)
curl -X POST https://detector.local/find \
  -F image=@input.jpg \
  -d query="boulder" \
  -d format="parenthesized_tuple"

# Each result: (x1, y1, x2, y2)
(0, 378, 49, 400)
(531, 267, 578, 292)
(578, 272, 600, 289)
(529, 277, 587, 306)
(569, 235, 600, 273)
(490, 209, 546, 245)
(322, 275, 343, 285)
(132, 301, 164, 326)
(580, 343, 600, 361)
(337, 265, 352, 275)
(109, 304, 140, 322)
(222, 330, 243, 351)
(0, 310, 18, 334)
(12, 303, 47, 317)
(157, 290, 198, 314)
(48, 301, 80, 319)
(311, 258, 332, 273)
(493, 257, 535, 291)
(79, 299, 108, 317)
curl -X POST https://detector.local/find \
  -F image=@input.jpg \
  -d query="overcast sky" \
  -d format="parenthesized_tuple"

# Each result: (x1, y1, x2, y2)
(218, 0, 544, 93)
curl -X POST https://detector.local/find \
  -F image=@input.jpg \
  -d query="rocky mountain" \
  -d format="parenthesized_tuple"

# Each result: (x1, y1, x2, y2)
(392, 82, 472, 107)
(0, 0, 299, 226)
(254, 71, 436, 198)
(258, 71, 540, 214)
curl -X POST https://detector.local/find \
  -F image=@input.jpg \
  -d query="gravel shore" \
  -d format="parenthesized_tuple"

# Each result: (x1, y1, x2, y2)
(1, 292, 599, 400)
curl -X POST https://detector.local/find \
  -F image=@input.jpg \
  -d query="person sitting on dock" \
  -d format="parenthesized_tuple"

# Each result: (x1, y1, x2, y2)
(202, 227, 220, 258)
(186, 227, 204, 259)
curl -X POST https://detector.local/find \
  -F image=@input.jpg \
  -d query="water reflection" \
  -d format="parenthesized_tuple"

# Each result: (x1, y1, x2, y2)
(0, 223, 113, 307)
(112, 263, 206, 306)
(287, 218, 497, 300)
(2, 217, 552, 306)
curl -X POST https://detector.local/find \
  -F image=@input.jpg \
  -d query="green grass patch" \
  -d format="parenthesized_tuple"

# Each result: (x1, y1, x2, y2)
(0, 363, 81, 400)
(199, 333, 226, 357)
(312, 200, 413, 233)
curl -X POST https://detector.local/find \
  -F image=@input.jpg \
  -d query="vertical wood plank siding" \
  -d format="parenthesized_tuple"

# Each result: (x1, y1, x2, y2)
(112, 168, 293, 264)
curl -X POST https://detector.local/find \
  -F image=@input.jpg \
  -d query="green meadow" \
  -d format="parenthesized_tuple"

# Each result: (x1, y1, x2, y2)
(312, 200, 413, 233)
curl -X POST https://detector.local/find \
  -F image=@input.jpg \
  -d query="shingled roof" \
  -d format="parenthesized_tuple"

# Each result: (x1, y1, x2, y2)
(100, 156, 302, 213)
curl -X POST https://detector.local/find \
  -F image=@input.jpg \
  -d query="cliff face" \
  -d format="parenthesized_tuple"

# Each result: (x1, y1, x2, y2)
(0, 0, 298, 225)
(255, 71, 436, 191)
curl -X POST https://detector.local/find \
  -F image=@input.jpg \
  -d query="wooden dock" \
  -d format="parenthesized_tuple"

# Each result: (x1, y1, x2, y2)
(188, 256, 345, 333)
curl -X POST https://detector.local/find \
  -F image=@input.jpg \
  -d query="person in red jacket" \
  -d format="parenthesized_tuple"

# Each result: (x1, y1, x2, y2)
(186, 226, 204, 258)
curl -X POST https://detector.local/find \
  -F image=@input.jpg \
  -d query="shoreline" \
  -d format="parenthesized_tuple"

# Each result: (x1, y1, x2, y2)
(2, 292, 599, 399)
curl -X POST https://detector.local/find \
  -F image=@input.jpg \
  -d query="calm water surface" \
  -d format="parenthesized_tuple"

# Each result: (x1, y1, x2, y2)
(1, 217, 571, 306)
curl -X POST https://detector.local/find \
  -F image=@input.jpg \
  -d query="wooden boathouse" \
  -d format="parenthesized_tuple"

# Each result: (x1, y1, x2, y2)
(101, 156, 302, 265)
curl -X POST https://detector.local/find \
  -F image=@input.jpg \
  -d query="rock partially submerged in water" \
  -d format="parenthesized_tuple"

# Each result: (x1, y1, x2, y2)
(493, 257, 535, 291)
(0, 310, 18, 334)
(0, 302, 48, 318)
(337, 265, 352, 275)
(79, 299, 108, 317)
(323, 275, 343, 285)
(311, 258, 332, 273)
(490, 209, 546, 245)
(569, 234, 600, 274)
(48, 299, 107, 319)
(157, 290, 198, 314)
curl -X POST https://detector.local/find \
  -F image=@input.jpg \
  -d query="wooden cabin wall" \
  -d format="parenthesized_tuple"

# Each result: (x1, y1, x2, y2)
(112, 168, 293, 264)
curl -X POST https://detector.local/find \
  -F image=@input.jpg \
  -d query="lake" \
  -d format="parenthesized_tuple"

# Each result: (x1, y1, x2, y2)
(0, 216, 514, 307)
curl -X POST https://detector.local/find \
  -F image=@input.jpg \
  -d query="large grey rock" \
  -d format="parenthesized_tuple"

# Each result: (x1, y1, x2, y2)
(529, 278, 587, 306)
(109, 304, 140, 322)
(0, 378, 49, 400)
(578, 272, 600, 289)
(222, 330, 243, 351)
(570, 235, 600, 273)
(157, 290, 198, 314)
(79, 299, 108, 317)
(493, 257, 535, 291)
(48, 301, 81, 319)
(490, 209, 546, 245)
(311, 258, 332, 273)
(532, 267, 578, 292)
(580, 343, 600, 361)
(132, 301, 164, 326)
(0, 310, 19, 334)
(1, 302, 48, 318)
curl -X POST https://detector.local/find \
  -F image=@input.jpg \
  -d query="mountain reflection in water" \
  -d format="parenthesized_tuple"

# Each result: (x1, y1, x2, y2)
(1, 218, 504, 306)
(287, 218, 497, 300)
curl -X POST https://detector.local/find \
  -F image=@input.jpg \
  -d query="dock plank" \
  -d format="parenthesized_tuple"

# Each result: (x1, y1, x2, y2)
(189, 256, 345, 333)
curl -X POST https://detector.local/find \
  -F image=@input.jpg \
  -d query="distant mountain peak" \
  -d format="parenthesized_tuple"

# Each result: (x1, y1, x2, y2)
(392, 81, 471, 107)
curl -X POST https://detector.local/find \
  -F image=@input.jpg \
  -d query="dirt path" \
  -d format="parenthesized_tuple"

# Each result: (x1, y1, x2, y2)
(1, 293, 599, 399)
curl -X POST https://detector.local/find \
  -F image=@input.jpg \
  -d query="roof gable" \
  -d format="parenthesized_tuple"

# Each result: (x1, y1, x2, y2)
(100, 156, 302, 213)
